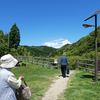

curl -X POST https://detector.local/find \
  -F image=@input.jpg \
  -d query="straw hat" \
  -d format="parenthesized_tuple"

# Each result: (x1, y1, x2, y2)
(0, 54, 18, 68)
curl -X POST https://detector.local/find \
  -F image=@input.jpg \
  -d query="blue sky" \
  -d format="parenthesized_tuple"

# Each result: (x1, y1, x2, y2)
(1, 0, 100, 48)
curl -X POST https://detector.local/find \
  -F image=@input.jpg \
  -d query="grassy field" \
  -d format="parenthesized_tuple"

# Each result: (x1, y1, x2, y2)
(60, 70, 100, 100)
(12, 62, 100, 100)
(12, 62, 61, 100)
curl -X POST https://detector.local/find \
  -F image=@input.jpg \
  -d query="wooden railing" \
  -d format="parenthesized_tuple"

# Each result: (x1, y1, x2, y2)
(15, 56, 59, 69)
(77, 58, 100, 72)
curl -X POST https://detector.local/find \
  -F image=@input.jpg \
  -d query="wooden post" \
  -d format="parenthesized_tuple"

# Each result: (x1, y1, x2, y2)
(35, 57, 36, 65)
(26, 56, 27, 62)
(27, 57, 28, 62)
(98, 59, 100, 71)
(36, 57, 38, 65)
(26, 57, 27, 62)
(48, 57, 50, 69)
(57, 59, 59, 69)
(77, 59, 78, 69)
(22, 56, 23, 62)
(28, 57, 29, 62)
(85, 59, 87, 71)
(18, 57, 19, 61)
(24, 57, 26, 62)
(32, 57, 33, 64)
(23, 56, 24, 61)
(77, 59, 80, 70)
(42, 57, 44, 67)
(15, 56, 16, 59)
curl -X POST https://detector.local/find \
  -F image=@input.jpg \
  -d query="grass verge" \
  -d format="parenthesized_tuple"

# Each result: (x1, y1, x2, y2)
(12, 62, 61, 100)
(62, 70, 100, 100)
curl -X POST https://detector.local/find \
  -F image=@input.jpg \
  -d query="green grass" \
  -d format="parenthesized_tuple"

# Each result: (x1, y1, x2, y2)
(11, 62, 100, 100)
(12, 62, 61, 100)
(61, 70, 100, 100)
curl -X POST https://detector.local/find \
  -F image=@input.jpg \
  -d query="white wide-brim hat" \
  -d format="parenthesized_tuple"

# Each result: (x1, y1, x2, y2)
(0, 54, 18, 68)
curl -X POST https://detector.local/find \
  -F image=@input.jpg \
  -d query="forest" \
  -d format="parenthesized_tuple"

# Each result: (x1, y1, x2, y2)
(1, 23, 100, 60)
(1, 24, 100, 69)
(0, 23, 56, 57)
(50, 25, 100, 57)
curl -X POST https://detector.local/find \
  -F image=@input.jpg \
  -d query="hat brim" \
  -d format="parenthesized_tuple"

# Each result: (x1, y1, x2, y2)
(1, 58, 18, 68)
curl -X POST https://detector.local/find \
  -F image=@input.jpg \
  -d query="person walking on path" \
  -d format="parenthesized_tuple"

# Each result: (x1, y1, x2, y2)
(58, 52, 69, 78)
(0, 54, 24, 100)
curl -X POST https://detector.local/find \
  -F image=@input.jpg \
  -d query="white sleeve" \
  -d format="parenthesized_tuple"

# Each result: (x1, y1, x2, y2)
(7, 73, 22, 89)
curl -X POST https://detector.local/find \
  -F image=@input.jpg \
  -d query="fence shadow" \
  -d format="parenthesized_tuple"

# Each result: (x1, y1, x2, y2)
(80, 75, 95, 81)
(80, 75, 100, 81)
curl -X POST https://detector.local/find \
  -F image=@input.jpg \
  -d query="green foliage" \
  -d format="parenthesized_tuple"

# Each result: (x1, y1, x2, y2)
(1, 24, 100, 65)
(9, 23, 20, 49)
(9, 48, 17, 56)
(0, 30, 8, 56)
(16, 46, 27, 56)
(50, 26, 100, 57)
(81, 51, 100, 60)
(67, 56, 80, 70)
(56, 51, 100, 70)
(23, 45, 57, 57)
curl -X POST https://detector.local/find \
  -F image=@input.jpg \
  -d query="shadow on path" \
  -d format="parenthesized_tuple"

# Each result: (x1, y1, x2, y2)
(59, 75, 69, 78)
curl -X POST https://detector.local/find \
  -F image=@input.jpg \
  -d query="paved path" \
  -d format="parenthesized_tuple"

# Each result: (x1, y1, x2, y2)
(41, 71, 74, 100)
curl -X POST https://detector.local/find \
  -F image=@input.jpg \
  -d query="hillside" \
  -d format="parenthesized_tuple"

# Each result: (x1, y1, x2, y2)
(50, 25, 100, 57)
(23, 45, 57, 57)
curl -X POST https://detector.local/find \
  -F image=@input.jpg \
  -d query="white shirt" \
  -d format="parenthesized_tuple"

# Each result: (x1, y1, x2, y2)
(7, 73, 22, 89)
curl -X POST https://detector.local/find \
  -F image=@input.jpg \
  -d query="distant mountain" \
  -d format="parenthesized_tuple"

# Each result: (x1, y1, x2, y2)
(23, 26, 100, 57)
(23, 45, 57, 57)
(49, 26, 100, 57)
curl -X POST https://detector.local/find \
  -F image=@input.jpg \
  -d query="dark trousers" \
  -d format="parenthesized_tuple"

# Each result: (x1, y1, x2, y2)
(61, 65, 66, 77)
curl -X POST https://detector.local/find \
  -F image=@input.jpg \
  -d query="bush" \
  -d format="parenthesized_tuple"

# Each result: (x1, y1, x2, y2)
(67, 56, 81, 70)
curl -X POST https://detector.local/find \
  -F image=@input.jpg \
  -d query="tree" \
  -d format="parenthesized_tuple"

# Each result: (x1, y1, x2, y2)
(0, 31, 8, 56)
(17, 46, 27, 56)
(9, 23, 20, 49)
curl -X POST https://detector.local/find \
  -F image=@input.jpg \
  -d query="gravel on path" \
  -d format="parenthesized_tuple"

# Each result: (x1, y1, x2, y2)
(41, 70, 74, 100)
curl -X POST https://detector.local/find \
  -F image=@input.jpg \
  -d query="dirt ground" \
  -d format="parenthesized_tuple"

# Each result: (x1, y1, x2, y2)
(41, 71, 74, 100)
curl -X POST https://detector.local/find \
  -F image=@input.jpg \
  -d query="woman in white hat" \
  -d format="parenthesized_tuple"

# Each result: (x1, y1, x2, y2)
(0, 54, 24, 100)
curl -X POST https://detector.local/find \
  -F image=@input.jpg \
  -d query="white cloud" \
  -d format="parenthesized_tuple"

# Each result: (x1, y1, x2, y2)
(42, 38, 71, 48)
(62, 39, 71, 45)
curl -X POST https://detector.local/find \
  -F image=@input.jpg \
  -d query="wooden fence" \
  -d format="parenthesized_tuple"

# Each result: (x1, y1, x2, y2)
(77, 58, 100, 72)
(15, 56, 59, 69)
